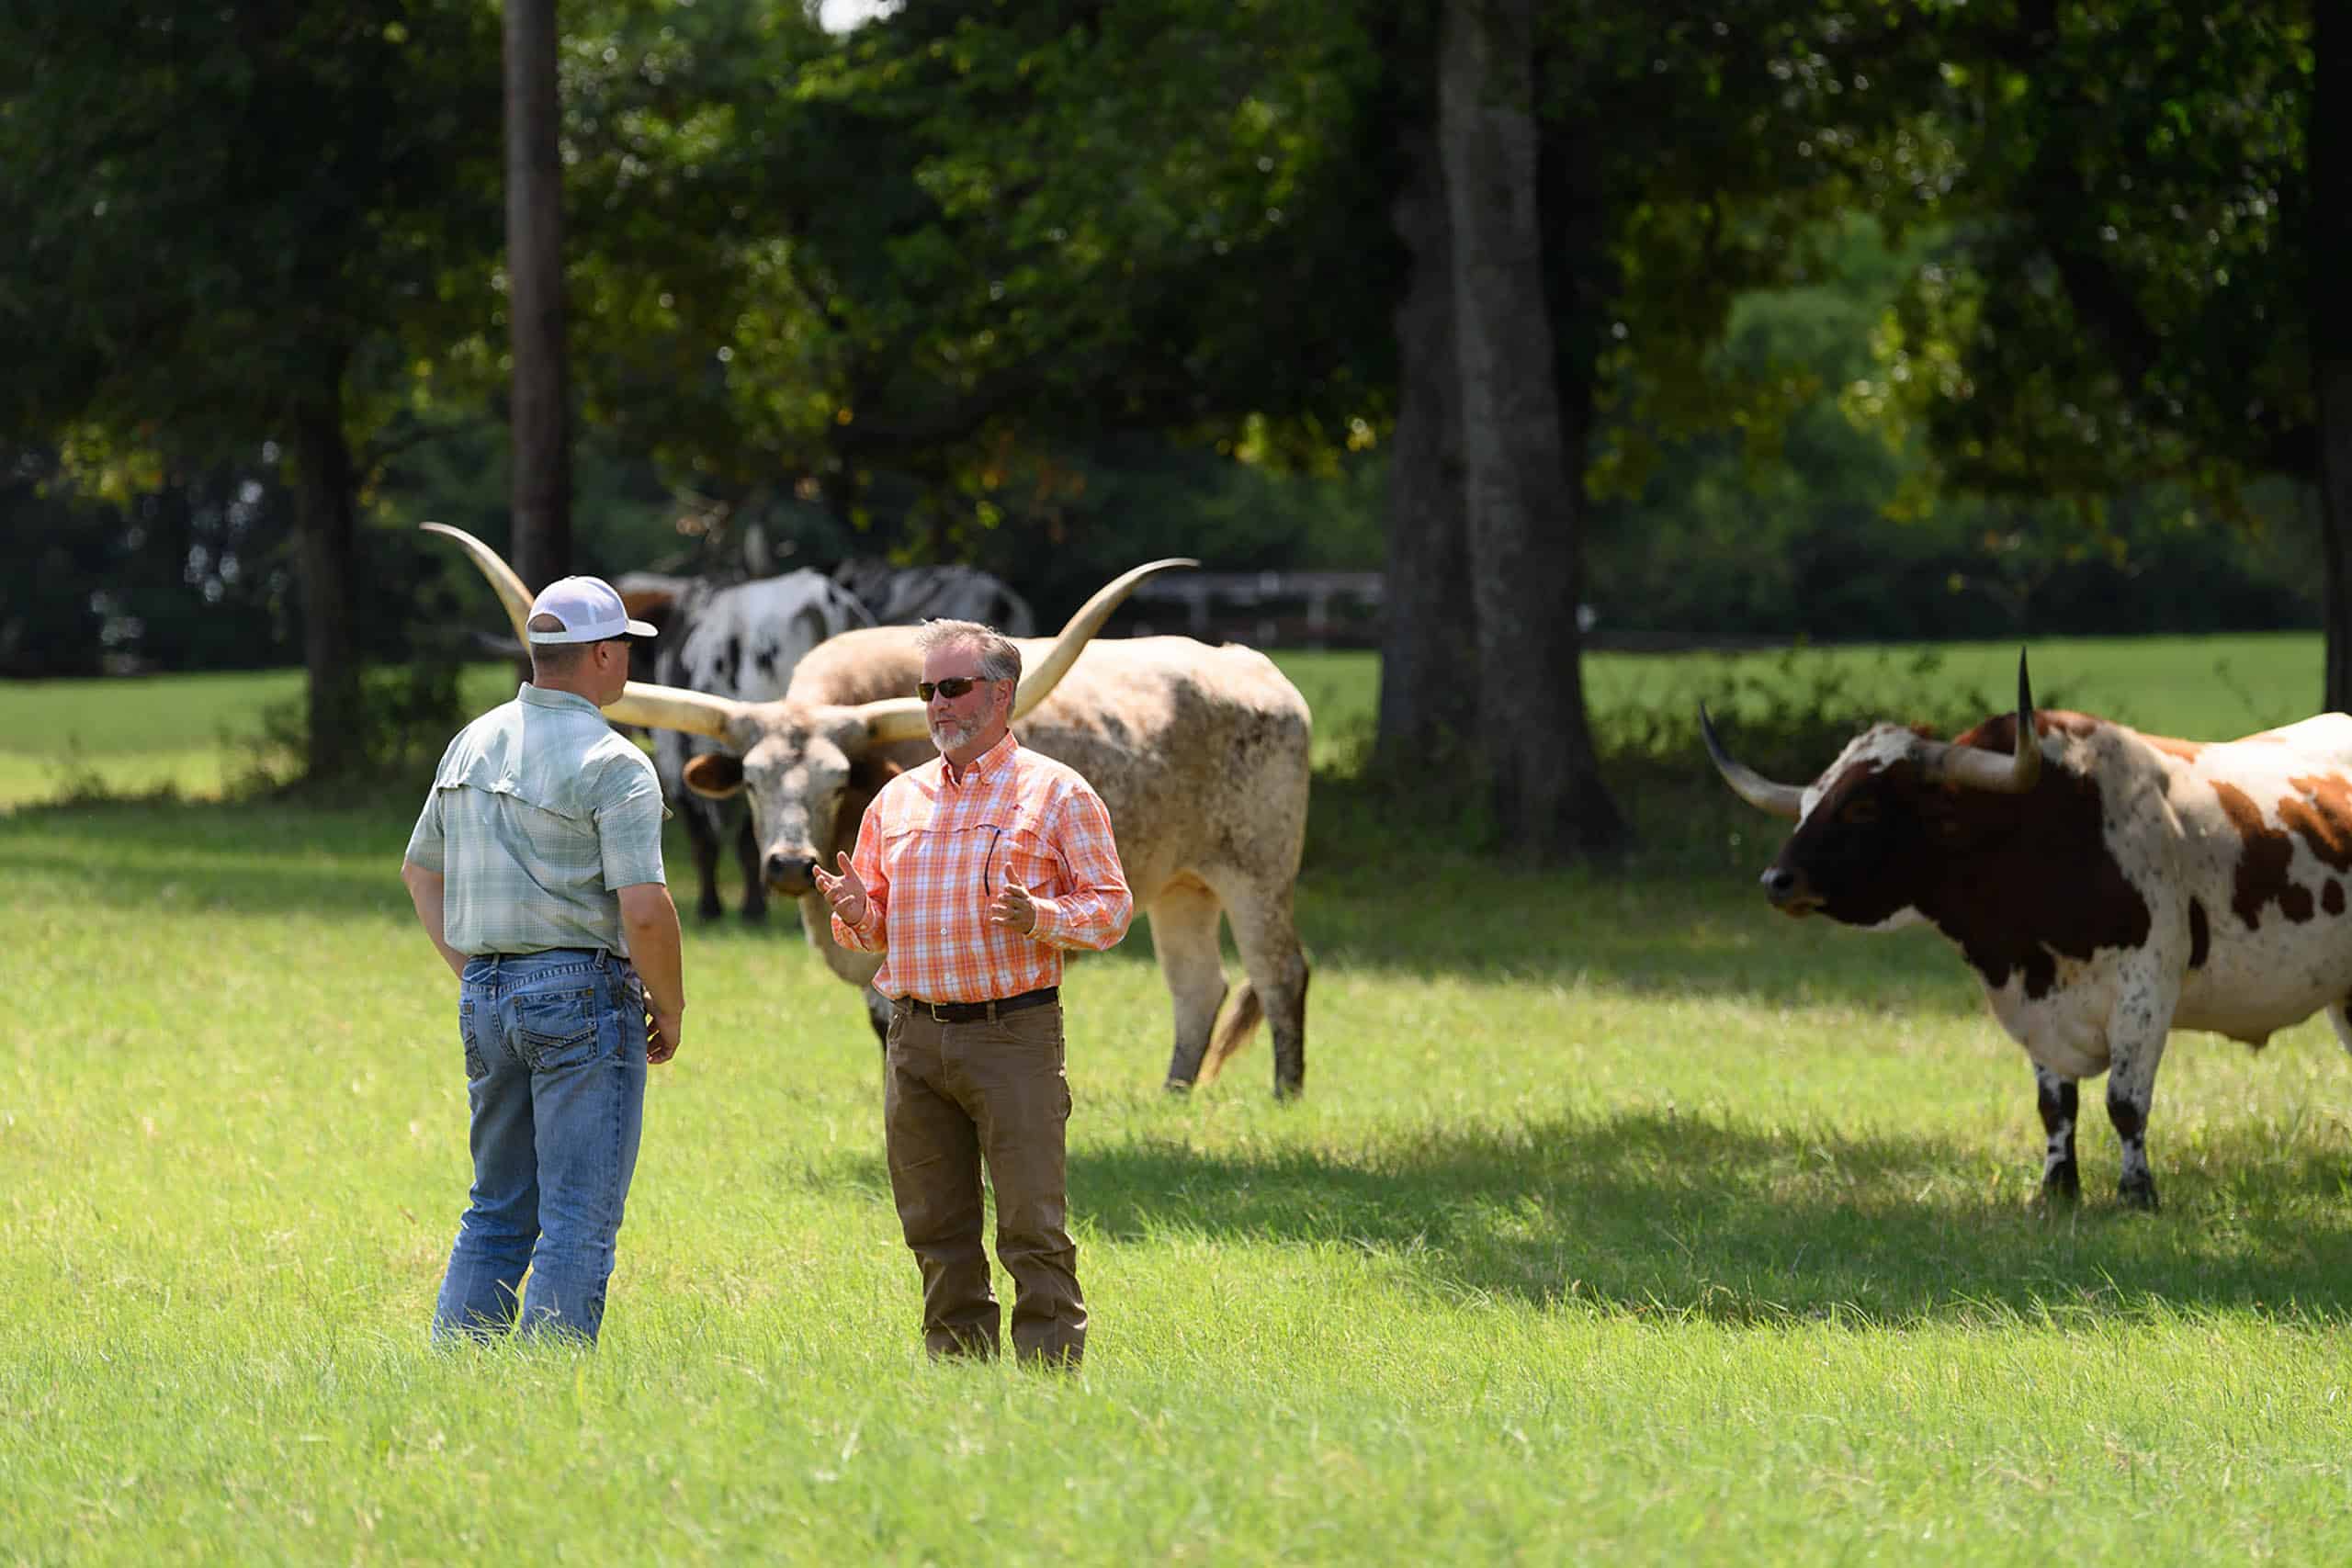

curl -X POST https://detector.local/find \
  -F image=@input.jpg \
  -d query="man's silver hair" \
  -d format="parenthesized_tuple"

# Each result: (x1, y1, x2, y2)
(916, 618, 1023, 683)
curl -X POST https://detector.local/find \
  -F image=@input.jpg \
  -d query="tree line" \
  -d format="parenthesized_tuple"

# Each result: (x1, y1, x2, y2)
(0, 0, 2336, 859)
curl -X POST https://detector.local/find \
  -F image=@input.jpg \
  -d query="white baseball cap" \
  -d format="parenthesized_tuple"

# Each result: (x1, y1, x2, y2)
(526, 575, 660, 644)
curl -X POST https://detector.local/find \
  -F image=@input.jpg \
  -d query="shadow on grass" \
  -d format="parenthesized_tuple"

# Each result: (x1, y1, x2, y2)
(1085, 1111, 2351, 1325)
(940, 1111, 2348, 1327)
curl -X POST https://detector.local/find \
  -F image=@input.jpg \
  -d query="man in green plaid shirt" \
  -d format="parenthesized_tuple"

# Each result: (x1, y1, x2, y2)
(401, 573, 686, 1345)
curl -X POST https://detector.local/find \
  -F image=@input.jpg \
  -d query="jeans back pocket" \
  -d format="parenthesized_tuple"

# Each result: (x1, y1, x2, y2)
(516, 987, 605, 1072)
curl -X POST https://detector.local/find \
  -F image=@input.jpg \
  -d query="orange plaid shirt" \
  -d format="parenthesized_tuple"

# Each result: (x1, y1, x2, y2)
(832, 732, 1133, 1002)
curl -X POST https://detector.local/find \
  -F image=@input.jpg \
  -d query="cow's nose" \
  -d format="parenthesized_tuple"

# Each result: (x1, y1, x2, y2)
(1760, 867, 1800, 904)
(765, 853, 817, 894)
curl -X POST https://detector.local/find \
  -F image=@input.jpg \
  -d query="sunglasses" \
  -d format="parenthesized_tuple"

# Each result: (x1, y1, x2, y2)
(916, 676, 991, 702)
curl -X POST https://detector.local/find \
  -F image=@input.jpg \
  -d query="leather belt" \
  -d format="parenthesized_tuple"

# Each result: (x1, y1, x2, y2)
(900, 986, 1058, 1024)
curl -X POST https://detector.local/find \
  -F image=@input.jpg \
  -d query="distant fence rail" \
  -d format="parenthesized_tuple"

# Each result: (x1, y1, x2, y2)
(1125, 570, 1386, 649)
(1120, 570, 1600, 649)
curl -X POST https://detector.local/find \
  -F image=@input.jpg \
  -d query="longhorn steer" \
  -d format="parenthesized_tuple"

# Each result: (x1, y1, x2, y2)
(426, 524, 1313, 1097)
(1704, 656, 2352, 1209)
(616, 570, 875, 922)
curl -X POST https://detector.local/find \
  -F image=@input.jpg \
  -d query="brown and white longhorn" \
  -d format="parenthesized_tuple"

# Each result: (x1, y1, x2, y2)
(1707, 654, 2352, 1208)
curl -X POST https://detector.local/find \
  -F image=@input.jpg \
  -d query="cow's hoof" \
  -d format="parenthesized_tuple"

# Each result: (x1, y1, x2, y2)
(2038, 1167, 2081, 1206)
(696, 902, 726, 923)
(1272, 1081, 1304, 1103)
(2117, 1177, 2160, 1212)
(1161, 1077, 1194, 1096)
(740, 904, 769, 925)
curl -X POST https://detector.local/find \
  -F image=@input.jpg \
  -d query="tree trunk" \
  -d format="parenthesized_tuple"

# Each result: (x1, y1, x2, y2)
(504, 0, 570, 590)
(1436, 0, 1625, 860)
(2312, 0, 2352, 710)
(1376, 110, 1476, 761)
(140, 468, 198, 671)
(290, 360, 360, 780)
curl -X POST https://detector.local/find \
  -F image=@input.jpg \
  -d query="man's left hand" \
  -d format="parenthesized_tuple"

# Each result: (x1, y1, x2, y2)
(988, 875, 1037, 935)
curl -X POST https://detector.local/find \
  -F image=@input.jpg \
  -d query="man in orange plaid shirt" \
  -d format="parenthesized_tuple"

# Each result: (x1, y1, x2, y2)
(815, 618, 1132, 1366)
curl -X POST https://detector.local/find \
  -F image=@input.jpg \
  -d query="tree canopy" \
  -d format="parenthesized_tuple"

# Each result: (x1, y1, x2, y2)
(1, 0, 2337, 824)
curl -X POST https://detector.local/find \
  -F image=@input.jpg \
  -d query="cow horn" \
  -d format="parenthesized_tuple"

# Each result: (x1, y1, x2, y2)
(1933, 650, 2042, 795)
(422, 521, 535, 642)
(598, 684, 741, 741)
(1698, 703, 1805, 819)
(422, 521, 743, 742)
(860, 558, 1200, 743)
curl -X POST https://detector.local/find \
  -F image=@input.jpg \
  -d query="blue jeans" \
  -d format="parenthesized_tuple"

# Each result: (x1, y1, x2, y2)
(433, 949, 647, 1346)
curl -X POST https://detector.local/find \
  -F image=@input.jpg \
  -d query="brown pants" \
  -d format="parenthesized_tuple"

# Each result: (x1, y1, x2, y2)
(884, 998, 1084, 1365)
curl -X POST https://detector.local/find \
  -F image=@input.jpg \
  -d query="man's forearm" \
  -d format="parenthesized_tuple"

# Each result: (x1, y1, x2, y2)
(621, 897, 686, 1016)
(831, 899, 886, 952)
(1030, 883, 1132, 952)
(400, 862, 468, 979)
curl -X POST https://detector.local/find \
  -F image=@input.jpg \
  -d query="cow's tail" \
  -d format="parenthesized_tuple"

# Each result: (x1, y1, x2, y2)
(1193, 982, 1264, 1086)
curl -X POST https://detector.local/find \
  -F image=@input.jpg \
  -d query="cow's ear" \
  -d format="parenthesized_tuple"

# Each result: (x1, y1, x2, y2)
(682, 752, 746, 800)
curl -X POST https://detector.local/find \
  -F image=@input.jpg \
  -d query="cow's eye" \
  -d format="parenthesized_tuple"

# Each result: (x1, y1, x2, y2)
(1840, 797, 1878, 826)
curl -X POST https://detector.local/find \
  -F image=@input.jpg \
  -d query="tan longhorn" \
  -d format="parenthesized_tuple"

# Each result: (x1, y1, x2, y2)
(425, 524, 1316, 1096)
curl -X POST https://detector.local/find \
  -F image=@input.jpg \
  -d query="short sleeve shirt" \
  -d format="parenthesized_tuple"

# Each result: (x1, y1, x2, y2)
(403, 683, 668, 956)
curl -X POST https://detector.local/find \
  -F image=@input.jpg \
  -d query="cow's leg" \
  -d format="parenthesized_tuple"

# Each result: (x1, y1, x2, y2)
(682, 802, 725, 921)
(2326, 999, 2352, 1060)
(2104, 1021, 2172, 1211)
(733, 813, 768, 923)
(2034, 1065, 2081, 1203)
(1148, 880, 1228, 1091)
(863, 986, 892, 1048)
(1204, 872, 1308, 1100)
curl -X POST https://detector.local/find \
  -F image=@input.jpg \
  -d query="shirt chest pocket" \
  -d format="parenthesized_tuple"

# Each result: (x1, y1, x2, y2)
(985, 821, 1060, 897)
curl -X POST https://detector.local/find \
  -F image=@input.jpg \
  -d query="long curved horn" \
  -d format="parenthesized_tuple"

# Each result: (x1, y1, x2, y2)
(423, 520, 743, 742)
(1931, 650, 2042, 795)
(423, 521, 534, 641)
(598, 685, 741, 740)
(860, 558, 1200, 743)
(1699, 703, 1805, 818)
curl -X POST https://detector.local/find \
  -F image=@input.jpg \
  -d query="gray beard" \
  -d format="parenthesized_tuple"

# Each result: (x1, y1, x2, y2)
(930, 717, 984, 754)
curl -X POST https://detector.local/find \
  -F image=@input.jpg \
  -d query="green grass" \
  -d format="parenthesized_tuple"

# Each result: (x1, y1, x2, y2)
(7, 638, 2352, 1562)
(1592, 630, 2326, 741)
(0, 665, 525, 810)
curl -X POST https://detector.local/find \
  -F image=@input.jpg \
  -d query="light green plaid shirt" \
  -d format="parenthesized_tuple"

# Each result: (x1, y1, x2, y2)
(403, 683, 669, 957)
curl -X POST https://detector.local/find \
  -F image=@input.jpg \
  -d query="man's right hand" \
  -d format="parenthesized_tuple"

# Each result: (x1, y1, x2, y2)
(648, 1003, 684, 1066)
(812, 850, 869, 926)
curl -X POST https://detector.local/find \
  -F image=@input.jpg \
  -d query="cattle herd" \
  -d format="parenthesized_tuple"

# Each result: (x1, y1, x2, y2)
(427, 524, 2352, 1208)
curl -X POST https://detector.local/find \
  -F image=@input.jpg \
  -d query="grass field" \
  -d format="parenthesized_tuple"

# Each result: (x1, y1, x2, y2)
(6, 637, 2352, 1562)
(0, 631, 2324, 814)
